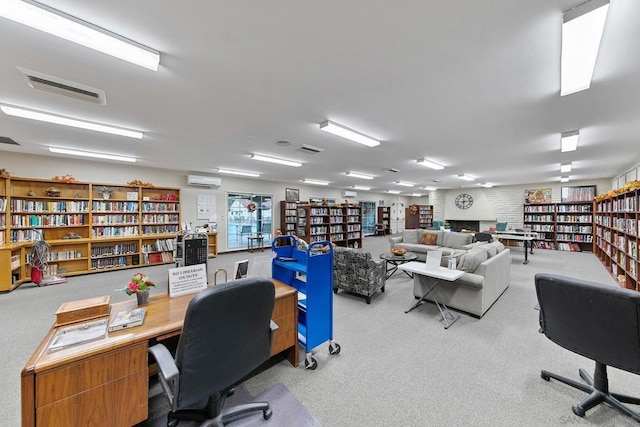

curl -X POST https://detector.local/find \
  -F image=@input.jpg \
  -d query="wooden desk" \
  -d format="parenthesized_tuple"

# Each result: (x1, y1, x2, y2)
(21, 280, 298, 427)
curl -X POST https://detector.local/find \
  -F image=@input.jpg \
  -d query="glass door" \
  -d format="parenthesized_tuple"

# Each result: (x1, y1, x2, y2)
(226, 192, 273, 250)
(360, 201, 376, 236)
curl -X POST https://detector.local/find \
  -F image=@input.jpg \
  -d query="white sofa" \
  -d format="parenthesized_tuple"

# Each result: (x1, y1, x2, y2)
(413, 242, 511, 318)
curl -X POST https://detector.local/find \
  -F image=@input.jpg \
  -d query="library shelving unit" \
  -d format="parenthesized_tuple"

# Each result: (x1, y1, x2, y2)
(271, 236, 340, 369)
(405, 204, 433, 229)
(207, 232, 218, 257)
(555, 201, 593, 252)
(523, 203, 556, 249)
(377, 206, 391, 235)
(0, 176, 182, 292)
(0, 178, 6, 245)
(288, 203, 363, 248)
(594, 188, 638, 290)
(280, 201, 298, 236)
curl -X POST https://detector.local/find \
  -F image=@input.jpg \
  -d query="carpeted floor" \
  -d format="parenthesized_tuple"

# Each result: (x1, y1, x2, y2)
(3, 236, 640, 426)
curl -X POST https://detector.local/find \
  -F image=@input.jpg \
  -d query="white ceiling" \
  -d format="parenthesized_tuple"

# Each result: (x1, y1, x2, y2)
(0, 1, 639, 193)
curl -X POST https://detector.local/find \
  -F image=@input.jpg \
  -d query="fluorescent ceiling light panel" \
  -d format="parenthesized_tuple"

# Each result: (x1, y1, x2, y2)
(560, 176, 570, 183)
(422, 186, 437, 191)
(395, 181, 414, 187)
(251, 154, 302, 167)
(416, 158, 444, 170)
(303, 179, 329, 186)
(561, 130, 579, 152)
(345, 171, 374, 180)
(320, 120, 380, 147)
(560, 163, 572, 173)
(1, 103, 143, 139)
(49, 147, 136, 162)
(216, 168, 260, 178)
(457, 174, 475, 181)
(352, 185, 371, 191)
(561, 0, 610, 96)
(0, 0, 160, 71)
(387, 190, 401, 194)
(480, 183, 494, 188)
(411, 193, 423, 197)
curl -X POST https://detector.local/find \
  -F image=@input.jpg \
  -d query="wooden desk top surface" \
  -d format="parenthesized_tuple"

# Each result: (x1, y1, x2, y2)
(22, 279, 294, 376)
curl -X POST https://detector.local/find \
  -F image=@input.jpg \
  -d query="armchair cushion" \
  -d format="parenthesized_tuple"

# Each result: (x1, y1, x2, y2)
(458, 247, 488, 273)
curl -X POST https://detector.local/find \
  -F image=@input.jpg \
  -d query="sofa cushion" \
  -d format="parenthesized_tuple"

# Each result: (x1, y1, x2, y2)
(457, 247, 488, 273)
(402, 229, 420, 244)
(442, 232, 473, 249)
(421, 231, 438, 245)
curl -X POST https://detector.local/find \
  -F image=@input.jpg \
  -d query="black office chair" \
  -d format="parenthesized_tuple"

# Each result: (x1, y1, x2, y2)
(475, 232, 493, 243)
(148, 278, 277, 427)
(535, 273, 640, 422)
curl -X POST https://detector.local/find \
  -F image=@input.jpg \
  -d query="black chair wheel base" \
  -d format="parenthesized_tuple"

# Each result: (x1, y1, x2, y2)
(572, 405, 586, 417)
(541, 372, 550, 381)
(263, 407, 273, 420)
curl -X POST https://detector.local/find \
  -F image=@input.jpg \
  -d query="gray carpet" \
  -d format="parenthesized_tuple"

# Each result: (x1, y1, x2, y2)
(3, 236, 640, 426)
(143, 382, 319, 427)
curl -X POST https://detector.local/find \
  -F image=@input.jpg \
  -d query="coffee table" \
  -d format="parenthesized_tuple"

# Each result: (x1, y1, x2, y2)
(380, 252, 418, 279)
(399, 261, 464, 329)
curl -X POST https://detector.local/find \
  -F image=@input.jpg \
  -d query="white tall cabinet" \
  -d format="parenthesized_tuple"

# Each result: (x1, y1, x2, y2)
(390, 202, 405, 234)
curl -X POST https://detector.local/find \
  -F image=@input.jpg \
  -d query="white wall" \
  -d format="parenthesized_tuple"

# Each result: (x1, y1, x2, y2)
(1, 152, 410, 251)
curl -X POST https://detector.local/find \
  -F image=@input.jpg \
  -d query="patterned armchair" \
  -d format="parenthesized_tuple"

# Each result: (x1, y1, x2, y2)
(333, 246, 386, 304)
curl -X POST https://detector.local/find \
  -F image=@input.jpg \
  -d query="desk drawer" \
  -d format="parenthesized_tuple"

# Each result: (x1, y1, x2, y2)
(36, 342, 147, 406)
(271, 313, 295, 356)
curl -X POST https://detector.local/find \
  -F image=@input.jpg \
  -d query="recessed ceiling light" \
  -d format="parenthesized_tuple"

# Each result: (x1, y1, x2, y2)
(320, 120, 380, 147)
(387, 190, 401, 194)
(302, 179, 329, 186)
(410, 193, 423, 197)
(276, 140, 292, 146)
(457, 174, 475, 181)
(1, 103, 143, 138)
(49, 147, 136, 162)
(251, 153, 302, 167)
(352, 185, 371, 191)
(216, 168, 260, 178)
(561, 130, 579, 152)
(0, 1, 160, 71)
(560, 163, 572, 173)
(480, 183, 494, 188)
(395, 181, 414, 187)
(345, 171, 374, 180)
(561, 0, 610, 96)
(560, 176, 570, 183)
(416, 158, 444, 170)
(422, 186, 437, 191)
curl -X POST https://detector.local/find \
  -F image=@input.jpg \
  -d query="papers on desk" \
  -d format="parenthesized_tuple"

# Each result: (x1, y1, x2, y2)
(48, 319, 108, 352)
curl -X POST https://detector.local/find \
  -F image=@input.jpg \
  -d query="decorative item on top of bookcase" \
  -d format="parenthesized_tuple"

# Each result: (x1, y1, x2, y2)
(127, 179, 154, 188)
(96, 186, 114, 200)
(561, 185, 596, 202)
(52, 174, 76, 183)
(0, 168, 11, 178)
(286, 188, 299, 202)
(525, 188, 552, 204)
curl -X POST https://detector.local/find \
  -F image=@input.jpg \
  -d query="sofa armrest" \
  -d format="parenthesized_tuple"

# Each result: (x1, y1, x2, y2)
(474, 249, 511, 305)
(389, 236, 402, 250)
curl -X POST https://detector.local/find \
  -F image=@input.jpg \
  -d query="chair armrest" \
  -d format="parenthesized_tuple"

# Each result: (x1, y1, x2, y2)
(148, 343, 180, 411)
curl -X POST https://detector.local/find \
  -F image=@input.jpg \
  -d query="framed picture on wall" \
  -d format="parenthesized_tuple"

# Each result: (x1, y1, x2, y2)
(525, 188, 551, 204)
(285, 188, 299, 202)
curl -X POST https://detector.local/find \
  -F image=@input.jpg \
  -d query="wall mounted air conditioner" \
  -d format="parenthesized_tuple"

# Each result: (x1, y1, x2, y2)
(187, 175, 221, 188)
(343, 190, 357, 198)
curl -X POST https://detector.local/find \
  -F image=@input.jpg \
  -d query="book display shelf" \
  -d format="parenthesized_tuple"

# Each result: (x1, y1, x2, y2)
(523, 201, 594, 251)
(280, 202, 363, 248)
(594, 187, 639, 290)
(405, 204, 433, 229)
(0, 176, 182, 292)
(377, 206, 390, 235)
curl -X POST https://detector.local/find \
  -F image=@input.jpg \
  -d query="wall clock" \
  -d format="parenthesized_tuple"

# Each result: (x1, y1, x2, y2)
(455, 193, 473, 209)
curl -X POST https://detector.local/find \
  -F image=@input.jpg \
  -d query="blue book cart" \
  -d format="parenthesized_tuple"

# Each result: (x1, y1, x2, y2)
(271, 236, 341, 369)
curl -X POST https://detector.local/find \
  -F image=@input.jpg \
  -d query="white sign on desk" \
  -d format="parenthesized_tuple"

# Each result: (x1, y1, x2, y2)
(168, 264, 208, 297)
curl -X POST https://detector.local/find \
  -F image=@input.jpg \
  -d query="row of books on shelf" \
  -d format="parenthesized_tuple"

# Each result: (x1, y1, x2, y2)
(556, 215, 592, 222)
(533, 241, 556, 250)
(91, 215, 139, 225)
(92, 201, 139, 212)
(27, 250, 82, 263)
(0, 197, 6, 211)
(524, 215, 554, 222)
(91, 243, 137, 257)
(556, 225, 593, 233)
(524, 205, 555, 213)
(557, 204, 592, 212)
(556, 234, 593, 242)
(91, 257, 134, 269)
(10, 200, 89, 213)
(11, 214, 85, 227)
(143, 251, 174, 264)
(597, 196, 638, 213)
(142, 238, 177, 252)
(556, 242, 583, 252)
(141, 202, 180, 212)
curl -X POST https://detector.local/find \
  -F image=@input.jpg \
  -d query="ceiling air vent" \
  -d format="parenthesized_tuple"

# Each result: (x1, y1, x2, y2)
(17, 67, 106, 105)
(297, 144, 324, 154)
(0, 136, 19, 145)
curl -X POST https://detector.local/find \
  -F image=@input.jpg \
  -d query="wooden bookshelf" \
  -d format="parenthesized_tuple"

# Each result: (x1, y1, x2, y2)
(0, 176, 181, 292)
(523, 202, 593, 252)
(405, 204, 433, 229)
(283, 202, 362, 248)
(594, 188, 638, 290)
(377, 206, 390, 235)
